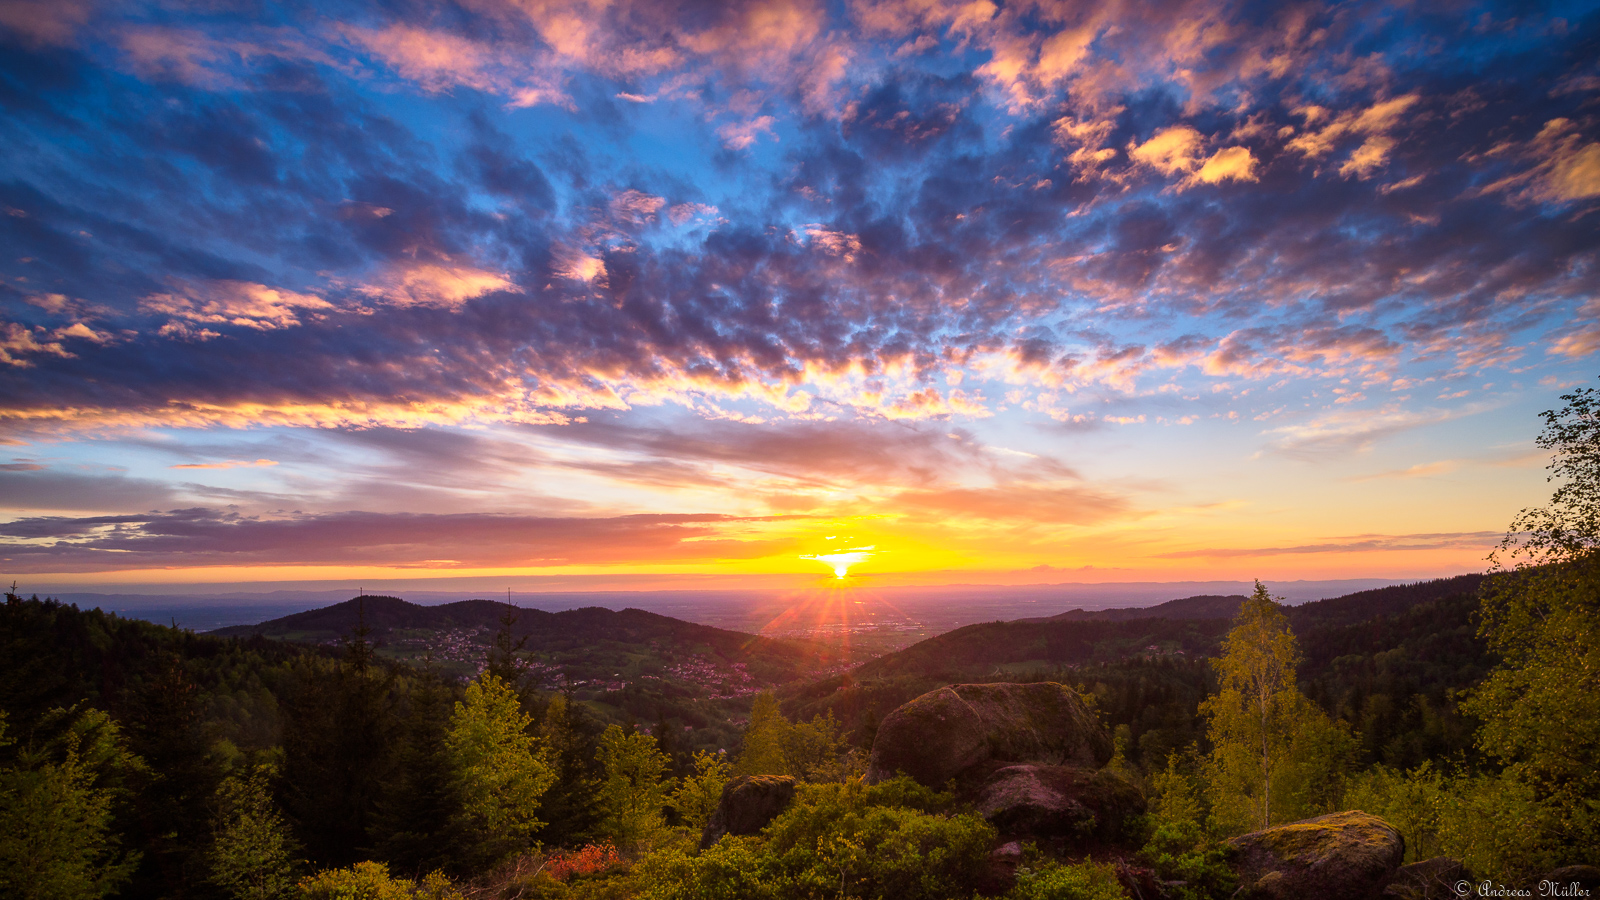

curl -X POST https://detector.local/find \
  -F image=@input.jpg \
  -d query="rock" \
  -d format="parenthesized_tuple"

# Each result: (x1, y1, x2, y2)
(1382, 857, 1467, 900)
(1538, 866, 1600, 898)
(974, 764, 1145, 844)
(1115, 861, 1170, 900)
(977, 841, 1026, 896)
(865, 682, 1110, 787)
(699, 775, 796, 848)
(1226, 810, 1405, 900)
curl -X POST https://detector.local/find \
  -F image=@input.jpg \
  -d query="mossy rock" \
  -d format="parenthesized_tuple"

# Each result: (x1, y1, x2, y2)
(1381, 857, 1466, 900)
(1226, 810, 1404, 900)
(974, 764, 1146, 846)
(865, 682, 1110, 788)
(700, 775, 796, 848)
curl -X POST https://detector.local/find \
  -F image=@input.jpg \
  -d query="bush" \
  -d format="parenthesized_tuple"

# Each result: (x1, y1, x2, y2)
(1139, 821, 1236, 900)
(296, 861, 463, 900)
(630, 777, 997, 900)
(1007, 859, 1127, 900)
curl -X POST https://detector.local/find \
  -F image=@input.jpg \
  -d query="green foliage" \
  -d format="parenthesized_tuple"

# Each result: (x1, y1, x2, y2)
(1139, 823, 1236, 900)
(211, 763, 301, 900)
(735, 692, 791, 776)
(1006, 859, 1128, 900)
(595, 725, 674, 847)
(369, 667, 465, 874)
(536, 692, 605, 846)
(736, 692, 848, 782)
(447, 672, 556, 866)
(1341, 762, 1446, 864)
(1202, 582, 1354, 833)
(1143, 751, 1237, 900)
(634, 778, 996, 900)
(0, 708, 143, 900)
(1343, 762, 1562, 883)
(1467, 381, 1600, 865)
(281, 644, 399, 866)
(296, 860, 464, 899)
(672, 749, 732, 833)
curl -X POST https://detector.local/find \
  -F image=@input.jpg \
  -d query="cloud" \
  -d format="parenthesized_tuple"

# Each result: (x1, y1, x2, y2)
(169, 458, 278, 470)
(140, 280, 333, 333)
(1156, 532, 1501, 559)
(0, 507, 799, 572)
(717, 116, 777, 150)
(354, 264, 517, 309)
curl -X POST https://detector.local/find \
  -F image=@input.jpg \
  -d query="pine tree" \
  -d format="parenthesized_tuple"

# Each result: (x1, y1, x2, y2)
(734, 693, 790, 777)
(209, 765, 300, 900)
(447, 672, 555, 868)
(594, 725, 674, 848)
(280, 609, 398, 866)
(535, 692, 603, 846)
(369, 664, 465, 874)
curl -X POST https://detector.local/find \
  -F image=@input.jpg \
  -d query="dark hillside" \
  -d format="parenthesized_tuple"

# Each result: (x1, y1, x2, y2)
(1022, 594, 1248, 623)
(784, 575, 1490, 769)
(215, 595, 843, 679)
(1285, 573, 1485, 632)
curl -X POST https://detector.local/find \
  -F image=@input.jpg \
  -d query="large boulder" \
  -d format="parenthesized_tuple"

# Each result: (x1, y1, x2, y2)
(699, 775, 796, 848)
(1381, 857, 1466, 900)
(974, 764, 1145, 844)
(1226, 810, 1405, 900)
(866, 682, 1110, 787)
(1538, 866, 1600, 898)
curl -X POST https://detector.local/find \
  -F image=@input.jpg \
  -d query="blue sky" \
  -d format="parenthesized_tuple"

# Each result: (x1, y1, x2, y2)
(0, 0, 1596, 589)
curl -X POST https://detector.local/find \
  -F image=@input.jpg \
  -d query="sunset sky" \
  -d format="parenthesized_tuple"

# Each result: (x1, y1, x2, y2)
(1, 0, 1596, 593)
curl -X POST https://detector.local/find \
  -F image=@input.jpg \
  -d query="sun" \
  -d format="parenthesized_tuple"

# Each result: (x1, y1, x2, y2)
(800, 546, 876, 579)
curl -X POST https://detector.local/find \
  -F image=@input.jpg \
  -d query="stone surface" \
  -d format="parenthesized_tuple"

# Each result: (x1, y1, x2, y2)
(699, 775, 796, 848)
(1226, 810, 1405, 900)
(1381, 857, 1467, 900)
(865, 682, 1110, 787)
(1538, 866, 1600, 898)
(974, 764, 1145, 843)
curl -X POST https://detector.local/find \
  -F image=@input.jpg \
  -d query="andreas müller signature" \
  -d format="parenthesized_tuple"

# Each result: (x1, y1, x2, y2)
(1453, 881, 1593, 898)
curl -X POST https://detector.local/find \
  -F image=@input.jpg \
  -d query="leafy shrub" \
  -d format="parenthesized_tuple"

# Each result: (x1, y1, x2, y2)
(631, 777, 997, 900)
(1006, 859, 1127, 900)
(296, 861, 463, 900)
(543, 842, 626, 882)
(1139, 820, 1236, 900)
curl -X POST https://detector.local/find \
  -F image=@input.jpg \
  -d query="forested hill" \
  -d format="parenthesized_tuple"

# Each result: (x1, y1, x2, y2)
(1017, 573, 1484, 629)
(782, 573, 1493, 771)
(215, 594, 847, 683)
(1020, 593, 1248, 623)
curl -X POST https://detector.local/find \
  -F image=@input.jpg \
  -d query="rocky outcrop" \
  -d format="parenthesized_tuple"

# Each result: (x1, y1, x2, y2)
(699, 775, 796, 848)
(865, 682, 1110, 787)
(1538, 866, 1600, 898)
(1226, 810, 1405, 900)
(974, 764, 1145, 844)
(1381, 857, 1466, 900)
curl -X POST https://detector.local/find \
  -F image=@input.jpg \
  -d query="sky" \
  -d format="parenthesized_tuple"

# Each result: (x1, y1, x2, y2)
(0, 0, 1597, 594)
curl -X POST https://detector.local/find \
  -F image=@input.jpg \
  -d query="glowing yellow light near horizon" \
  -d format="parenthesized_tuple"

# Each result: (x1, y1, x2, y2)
(800, 546, 876, 579)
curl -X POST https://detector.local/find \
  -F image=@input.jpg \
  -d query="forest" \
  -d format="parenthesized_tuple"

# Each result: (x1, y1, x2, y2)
(0, 385, 1596, 900)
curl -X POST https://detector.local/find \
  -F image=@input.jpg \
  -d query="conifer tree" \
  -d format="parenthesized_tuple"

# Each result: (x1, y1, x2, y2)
(535, 692, 603, 846)
(369, 664, 464, 874)
(734, 692, 790, 776)
(446, 672, 555, 867)
(209, 764, 299, 900)
(280, 605, 398, 866)
(594, 725, 674, 848)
